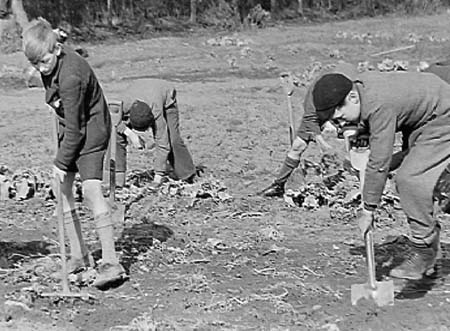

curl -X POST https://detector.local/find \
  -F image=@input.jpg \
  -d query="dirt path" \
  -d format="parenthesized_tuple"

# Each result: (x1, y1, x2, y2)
(1, 14, 450, 331)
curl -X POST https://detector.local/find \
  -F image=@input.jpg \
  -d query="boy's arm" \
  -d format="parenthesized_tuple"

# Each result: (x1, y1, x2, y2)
(362, 107, 396, 210)
(55, 74, 86, 170)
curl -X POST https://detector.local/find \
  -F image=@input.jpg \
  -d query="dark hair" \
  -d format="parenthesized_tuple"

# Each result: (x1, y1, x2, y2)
(129, 100, 154, 132)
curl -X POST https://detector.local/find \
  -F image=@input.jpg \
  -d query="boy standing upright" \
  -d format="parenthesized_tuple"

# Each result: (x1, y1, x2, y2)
(22, 18, 125, 288)
(311, 71, 450, 280)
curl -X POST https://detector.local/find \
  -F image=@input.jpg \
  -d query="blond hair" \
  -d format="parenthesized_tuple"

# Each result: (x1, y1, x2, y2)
(22, 18, 58, 64)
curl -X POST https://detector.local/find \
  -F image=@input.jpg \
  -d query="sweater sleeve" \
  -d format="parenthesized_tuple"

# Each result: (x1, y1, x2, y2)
(363, 106, 396, 208)
(296, 85, 322, 142)
(54, 74, 86, 170)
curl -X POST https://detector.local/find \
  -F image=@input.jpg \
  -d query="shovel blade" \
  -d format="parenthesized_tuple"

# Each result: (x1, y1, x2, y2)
(351, 280, 394, 306)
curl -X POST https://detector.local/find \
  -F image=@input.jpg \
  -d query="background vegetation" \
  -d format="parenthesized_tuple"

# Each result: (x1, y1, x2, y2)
(19, 0, 450, 38)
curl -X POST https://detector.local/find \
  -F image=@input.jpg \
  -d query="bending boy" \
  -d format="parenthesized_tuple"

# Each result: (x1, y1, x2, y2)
(259, 62, 360, 197)
(312, 71, 450, 280)
(113, 79, 196, 189)
(23, 18, 125, 288)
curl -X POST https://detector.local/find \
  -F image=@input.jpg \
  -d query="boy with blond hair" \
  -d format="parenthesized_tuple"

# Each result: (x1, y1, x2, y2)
(22, 18, 125, 288)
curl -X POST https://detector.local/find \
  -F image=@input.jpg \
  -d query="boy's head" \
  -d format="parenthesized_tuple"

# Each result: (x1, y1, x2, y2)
(129, 100, 154, 132)
(312, 73, 360, 124)
(22, 18, 61, 76)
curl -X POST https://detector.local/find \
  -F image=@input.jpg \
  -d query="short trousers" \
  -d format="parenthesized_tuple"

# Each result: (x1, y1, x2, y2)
(65, 150, 106, 181)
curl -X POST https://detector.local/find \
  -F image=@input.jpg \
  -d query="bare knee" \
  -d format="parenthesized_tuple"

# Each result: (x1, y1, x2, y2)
(82, 179, 108, 215)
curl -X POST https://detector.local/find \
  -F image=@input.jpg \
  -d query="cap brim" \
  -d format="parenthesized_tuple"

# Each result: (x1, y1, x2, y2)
(316, 106, 336, 123)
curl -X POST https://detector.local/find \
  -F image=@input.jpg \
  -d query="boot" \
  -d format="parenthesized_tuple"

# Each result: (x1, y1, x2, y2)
(389, 239, 438, 280)
(92, 262, 127, 289)
(258, 182, 285, 197)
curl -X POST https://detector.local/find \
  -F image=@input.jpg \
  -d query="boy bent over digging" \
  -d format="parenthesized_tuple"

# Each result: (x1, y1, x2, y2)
(112, 79, 197, 189)
(22, 18, 126, 288)
(312, 71, 450, 280)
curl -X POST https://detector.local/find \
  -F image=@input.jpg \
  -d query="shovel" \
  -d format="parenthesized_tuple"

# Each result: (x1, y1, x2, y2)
(279, 72, 299, 145)
(42, 109, 94, 300)
(108, 101, 125, 232)
(344, 133, 394, 307)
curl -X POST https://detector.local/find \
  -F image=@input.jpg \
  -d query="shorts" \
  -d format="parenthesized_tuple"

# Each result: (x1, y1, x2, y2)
(66, 150, 107, 181)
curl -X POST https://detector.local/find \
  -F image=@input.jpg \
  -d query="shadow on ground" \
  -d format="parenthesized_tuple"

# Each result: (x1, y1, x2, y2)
(349, 235, 450, 299)
(115, 217, 174, 271)
(0, 240, 53, 268)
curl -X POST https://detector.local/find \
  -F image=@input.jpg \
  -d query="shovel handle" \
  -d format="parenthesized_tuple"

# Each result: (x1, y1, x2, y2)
(108, 101, 124, 204)
(365, 229, 377, 290)
(50, 108, 70, 293)
(280, 73, 296, 145)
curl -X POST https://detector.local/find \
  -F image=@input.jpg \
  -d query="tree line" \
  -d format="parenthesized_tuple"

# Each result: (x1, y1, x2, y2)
(0, 0, 449, 44)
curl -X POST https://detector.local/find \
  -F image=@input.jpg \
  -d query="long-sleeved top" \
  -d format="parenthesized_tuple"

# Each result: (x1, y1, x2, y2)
(43, 45, 110, 171)
(357, 71, 450, 208)
(119, 79, 177, 175)
(296, 62, 359, 142)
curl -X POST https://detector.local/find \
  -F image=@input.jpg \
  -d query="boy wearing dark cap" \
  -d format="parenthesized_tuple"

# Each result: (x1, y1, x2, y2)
(114, 79, 196, 189)
(312, 71, 450, 280)
(22, 18, 125, 288)
(259, 62, 359, 197)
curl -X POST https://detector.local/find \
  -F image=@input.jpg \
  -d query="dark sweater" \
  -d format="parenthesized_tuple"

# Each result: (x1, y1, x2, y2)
(42, 46, 111, 171)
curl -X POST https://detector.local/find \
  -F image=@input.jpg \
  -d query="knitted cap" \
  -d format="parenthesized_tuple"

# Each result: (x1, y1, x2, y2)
(129, 100, 154, 131)
(312, 73, 353, 122)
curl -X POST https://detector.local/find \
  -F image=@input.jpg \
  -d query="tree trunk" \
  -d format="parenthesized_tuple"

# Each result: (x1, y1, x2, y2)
(10, 0, 28, 31)
(0, 0, 8, 18)
(107, 0, 112, 26)
(190, 0, 197, 23)
(297, 0, 304, 15)
(270, 0, 277, 15)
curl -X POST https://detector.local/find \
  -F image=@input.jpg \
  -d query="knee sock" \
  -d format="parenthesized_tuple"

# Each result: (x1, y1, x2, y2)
(274, 156, 300, 185)
(95, 211, 119, 265)
(63, 209, 87, 259)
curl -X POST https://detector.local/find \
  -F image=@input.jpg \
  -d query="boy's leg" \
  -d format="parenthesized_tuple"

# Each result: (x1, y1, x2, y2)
(78, 151, 125, 287)
(82, 179, 119, 265)
(165, 105, 196, 181)
(59, 171, 89, 268)
(115, 132, 128, 187)
(104, 132, 128, 187)
(389, 121, 450, 279)
(259, 136, 305, 197)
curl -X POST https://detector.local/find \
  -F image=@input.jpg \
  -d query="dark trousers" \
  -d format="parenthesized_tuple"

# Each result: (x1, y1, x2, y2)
(164, 105, 195, 180)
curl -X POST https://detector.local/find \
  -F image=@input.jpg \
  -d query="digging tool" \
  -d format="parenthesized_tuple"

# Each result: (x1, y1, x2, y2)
(344, 131, 394, 307)
(42, 108, 94, 300)
(108, 101, 125, 230)
(280, 72, 298, 145)
(370, 44, 415, 58)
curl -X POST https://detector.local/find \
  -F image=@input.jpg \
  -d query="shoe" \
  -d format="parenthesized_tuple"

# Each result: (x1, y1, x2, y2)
(92, 263, 127, 289)
(67, 253, 94, 274)
(389, 241, 438, 280)
(258, 182, 285, 197)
